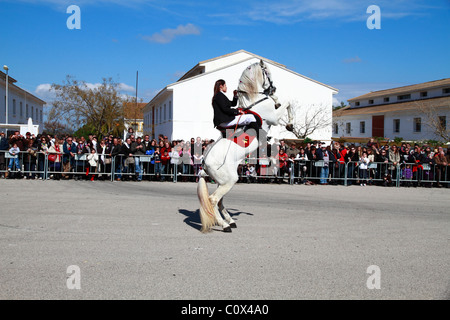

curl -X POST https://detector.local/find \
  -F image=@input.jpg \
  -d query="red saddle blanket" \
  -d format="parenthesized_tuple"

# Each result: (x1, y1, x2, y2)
(218, 110, 261, 148)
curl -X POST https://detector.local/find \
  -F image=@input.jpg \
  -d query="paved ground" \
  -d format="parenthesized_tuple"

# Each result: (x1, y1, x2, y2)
(0, 180, 449, 300)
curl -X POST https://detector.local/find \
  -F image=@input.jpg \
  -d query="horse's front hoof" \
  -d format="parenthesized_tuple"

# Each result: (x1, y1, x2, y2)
(285, 124, 294, 132)
(223, 226, 232, 233)
(230, 223, 237, 228)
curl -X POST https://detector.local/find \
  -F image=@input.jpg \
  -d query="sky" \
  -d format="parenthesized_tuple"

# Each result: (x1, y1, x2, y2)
(1, 0, 449, 108)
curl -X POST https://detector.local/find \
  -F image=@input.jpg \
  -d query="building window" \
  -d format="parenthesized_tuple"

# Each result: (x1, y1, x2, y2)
(368, 100, 374, 105)
(12, 99, 16, 116)
(333, 123, 338, 135)
(398, 94, 411, 100)
(31, 106, 34, 120)
(355, 101, 360, 107)
(26, 104, 29, 118)
(413, 118, 421, 133)
(20, 102, 23, 117)
(443, 88, 450, 94)
(40, 110, 43, 123)
(420, 91, 428, 97)
(360, 121, 365, 134)
(164, 104, 166, 121)
(439, 116, 446, 130)
(384, 97, 390, 103)
(169, 101, 172, 120)
(346, 122, 351, 134)
(393, 119, 400, 133)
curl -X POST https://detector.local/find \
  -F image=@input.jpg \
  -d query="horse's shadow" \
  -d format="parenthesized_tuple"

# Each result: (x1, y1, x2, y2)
(179, 208, 254, 231)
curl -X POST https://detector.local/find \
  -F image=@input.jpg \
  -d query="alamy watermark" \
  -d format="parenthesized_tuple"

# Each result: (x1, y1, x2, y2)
(366, 265, 381, 289)
(367, 5, 381, 29)
(67, 5, 81, 30)
(66, 265, 81, 290)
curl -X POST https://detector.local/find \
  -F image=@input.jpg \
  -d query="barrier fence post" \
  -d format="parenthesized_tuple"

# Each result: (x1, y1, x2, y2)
(344, 162, 348, 186)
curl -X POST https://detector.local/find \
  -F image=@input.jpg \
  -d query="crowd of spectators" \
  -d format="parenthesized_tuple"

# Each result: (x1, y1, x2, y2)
(0, 129, 213, 182)
(272, 138, 450, 187)
(1, 129, 449, 188)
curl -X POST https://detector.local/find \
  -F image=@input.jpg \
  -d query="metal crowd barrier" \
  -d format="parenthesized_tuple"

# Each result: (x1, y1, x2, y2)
(1, 150, 449, 187)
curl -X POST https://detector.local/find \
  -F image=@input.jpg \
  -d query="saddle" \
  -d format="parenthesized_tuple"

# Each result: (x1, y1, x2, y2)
(216, 110, 264, 148)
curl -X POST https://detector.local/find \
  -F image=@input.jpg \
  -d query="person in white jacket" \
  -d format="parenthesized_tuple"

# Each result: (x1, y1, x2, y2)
(87, 148, 99, 181)
(358, 152, 370, 186)
(8, 143, 21, 172)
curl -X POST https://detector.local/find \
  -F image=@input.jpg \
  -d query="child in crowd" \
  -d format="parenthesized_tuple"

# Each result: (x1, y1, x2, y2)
(358, 152, 370, 186)
(8, 143, 21, 173)
(87, 148, 99, 181)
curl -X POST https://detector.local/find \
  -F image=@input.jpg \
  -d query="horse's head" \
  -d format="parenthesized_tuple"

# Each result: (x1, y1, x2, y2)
(259, 60, 276, 97)
(237, 60, 292, 130)
(237, 60, 276, 103)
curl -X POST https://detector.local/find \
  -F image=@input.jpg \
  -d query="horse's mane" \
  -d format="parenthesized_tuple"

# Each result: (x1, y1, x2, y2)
(237, 62, 264, 103)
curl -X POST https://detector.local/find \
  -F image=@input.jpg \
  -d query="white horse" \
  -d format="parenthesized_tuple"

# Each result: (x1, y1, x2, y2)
(197, 60, 293, 232)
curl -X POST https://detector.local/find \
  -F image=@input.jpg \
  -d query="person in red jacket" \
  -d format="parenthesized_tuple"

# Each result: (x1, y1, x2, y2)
(276, 148, 289, 183)
(161, 149, 171, 181)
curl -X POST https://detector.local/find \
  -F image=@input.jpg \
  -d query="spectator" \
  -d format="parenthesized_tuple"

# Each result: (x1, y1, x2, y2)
(121, 137, 135, 181)
(389, 145, 400, 181)
(316, 143, 332, 185)
(434, 147, 447, 188)
(295, 147, 309, 184)
(276, 148, 289, 183)
(48, 138, 62, 180)
(37, 136, 50, 180)
(97, 138, 110, 180)
(63, 136, 77, 179)
(358, 152, 370, 186)
(75, 137, 89, 180)
(9, 131, 26, 151)
(170, 144, 182, 177)
(181, 143, 193, 180)
(110, 138, 122, 181)
(87, 148, 99, 181)
(421, 149, 435, 187)
(286, 142, 299, 158)
(7, 143, 21, 175)
(345, 145, 359, 185)
(132, 136, 146, 181)
(193, 151, 203, 182)
(24, 139, 37, 179)
(161, 149, 171, 181)
(0, 132, 10, 178)
(153, 147, 162, 181)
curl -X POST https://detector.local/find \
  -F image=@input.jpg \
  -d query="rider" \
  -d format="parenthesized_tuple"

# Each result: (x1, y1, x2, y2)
(212, 79, 259, 133)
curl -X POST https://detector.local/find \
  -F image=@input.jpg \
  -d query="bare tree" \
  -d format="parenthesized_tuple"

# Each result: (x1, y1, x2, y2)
(48, 76, 133, 137)
(280, 101, 331, 139)
(414, 100, 450, 142)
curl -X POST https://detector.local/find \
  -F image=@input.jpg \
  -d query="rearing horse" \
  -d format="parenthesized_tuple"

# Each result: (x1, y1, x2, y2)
(197, 60, 292, 233)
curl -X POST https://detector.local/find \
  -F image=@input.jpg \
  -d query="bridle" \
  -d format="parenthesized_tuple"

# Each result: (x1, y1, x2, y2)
(237, 63, 277, 110)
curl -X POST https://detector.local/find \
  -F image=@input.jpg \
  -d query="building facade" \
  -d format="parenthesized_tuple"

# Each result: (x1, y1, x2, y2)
(333, 79, 450, 142)
(143, 50, 338, 142)
(1, 70, 46, 131)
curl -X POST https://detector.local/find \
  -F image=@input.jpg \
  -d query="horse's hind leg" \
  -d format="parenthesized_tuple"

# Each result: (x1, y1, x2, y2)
(210, 182, 236, 232)
(218, 199, 236, 228)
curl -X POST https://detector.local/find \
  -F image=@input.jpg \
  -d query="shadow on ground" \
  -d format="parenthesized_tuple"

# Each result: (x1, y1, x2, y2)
(178, 208, 254, 231)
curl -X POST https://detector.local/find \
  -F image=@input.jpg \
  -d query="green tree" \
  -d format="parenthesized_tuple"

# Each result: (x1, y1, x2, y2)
(48, 76, 131, 137)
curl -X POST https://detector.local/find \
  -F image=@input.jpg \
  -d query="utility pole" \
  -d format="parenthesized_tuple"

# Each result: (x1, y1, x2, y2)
(3, 65, 9, 125)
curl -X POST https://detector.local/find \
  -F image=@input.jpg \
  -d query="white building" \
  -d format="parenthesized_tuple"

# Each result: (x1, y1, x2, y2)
(143, 50, 338, 142)
(333, 78, 450, 142)
(1, 70, 45, 133)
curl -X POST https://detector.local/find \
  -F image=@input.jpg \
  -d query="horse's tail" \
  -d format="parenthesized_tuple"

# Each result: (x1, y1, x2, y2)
(197, 176, 216, 233)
